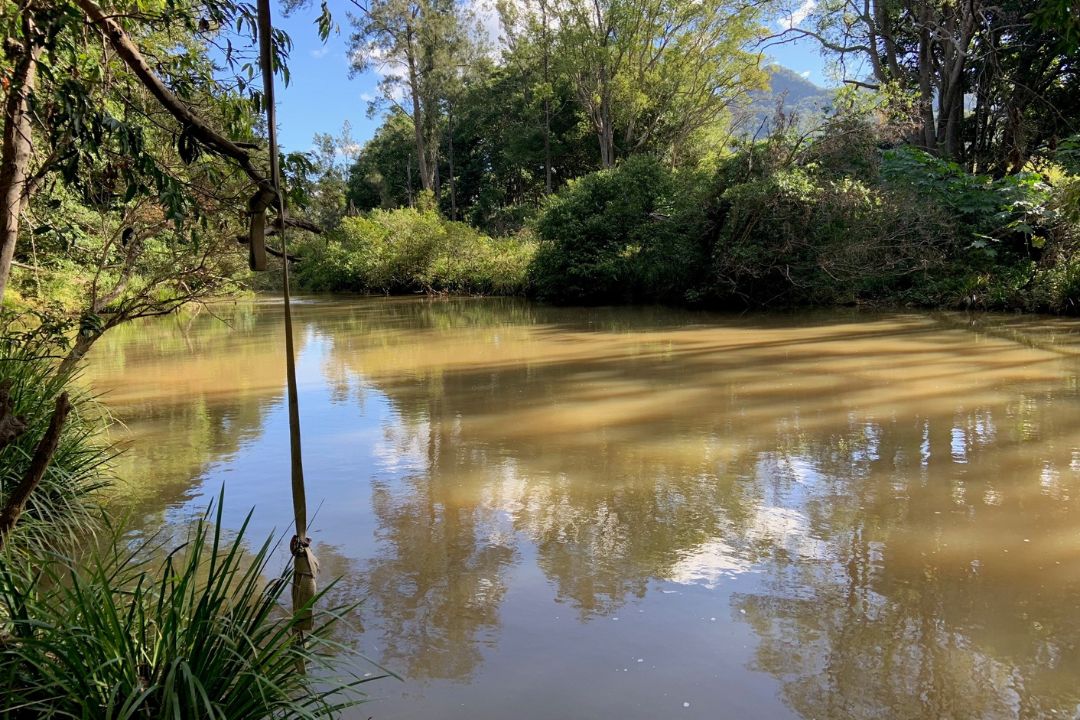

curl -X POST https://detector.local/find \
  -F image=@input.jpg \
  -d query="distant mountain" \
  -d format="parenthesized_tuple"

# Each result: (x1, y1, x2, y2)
(739, 66, 835, 139)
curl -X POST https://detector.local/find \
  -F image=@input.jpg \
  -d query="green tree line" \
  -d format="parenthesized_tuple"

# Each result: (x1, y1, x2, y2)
(272, 0, 1078, 312)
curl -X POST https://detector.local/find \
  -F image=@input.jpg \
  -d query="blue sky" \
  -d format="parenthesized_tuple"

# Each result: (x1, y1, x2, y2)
(270, 3, 835, 154)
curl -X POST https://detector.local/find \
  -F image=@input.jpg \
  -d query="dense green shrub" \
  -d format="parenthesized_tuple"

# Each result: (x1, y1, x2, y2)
(696, 117, 1080, 311)
(315, 121, 1080, 314)
(0, 501, 383, 718)
(530, 156, 709, 304)
(709, 167, 961, 306)
(295, 206, 535, 295)
(881, 146, 1055, 253)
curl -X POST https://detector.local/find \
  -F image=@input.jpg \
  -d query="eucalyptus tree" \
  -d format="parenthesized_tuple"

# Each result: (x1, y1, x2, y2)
(348, 0, 478, 193)
(547, 0, 767, 168)
(347, 110, 418, 209)
(442, 57, 596, 228)
(286, 121, 360, 230)
(0, 0, 334, 380)
(0, 0, 304, 309)
(0, 1, 46, 303)
(498, 0, 558, 192)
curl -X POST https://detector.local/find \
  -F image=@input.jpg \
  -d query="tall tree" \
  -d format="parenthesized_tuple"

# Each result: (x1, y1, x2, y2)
(349, 0, 475, 193)
(0, 3, 44, 304)
(0, 0, 301, 306)
(549, 0, 766, 167)
(499, 0, 557, 191)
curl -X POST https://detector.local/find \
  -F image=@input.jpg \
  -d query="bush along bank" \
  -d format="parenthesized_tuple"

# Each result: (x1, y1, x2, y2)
(527, 122, 1080, 314)
(294, 193, 537, 296)
(295, 123, 1079, 315)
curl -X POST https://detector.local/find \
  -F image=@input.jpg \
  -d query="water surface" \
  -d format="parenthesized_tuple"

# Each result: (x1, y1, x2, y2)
(85, 297, 1080, 719)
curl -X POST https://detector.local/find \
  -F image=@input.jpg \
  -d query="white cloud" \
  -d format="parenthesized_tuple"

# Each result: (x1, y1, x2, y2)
(337, 143, 361, 161)
(360, 92, 375, 102)
(309, 46, 330, 59)
(800, 70, 811, 78)
(467, 0, 540, 57)
(777, 0, 816, 28)
(667, 540, 753, 589)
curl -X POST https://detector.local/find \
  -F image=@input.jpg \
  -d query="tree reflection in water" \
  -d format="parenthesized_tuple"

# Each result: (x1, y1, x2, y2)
(87, 297, 1080, 718)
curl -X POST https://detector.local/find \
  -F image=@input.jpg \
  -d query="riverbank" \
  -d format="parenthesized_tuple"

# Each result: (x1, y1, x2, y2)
(291, 144, 1080, 316)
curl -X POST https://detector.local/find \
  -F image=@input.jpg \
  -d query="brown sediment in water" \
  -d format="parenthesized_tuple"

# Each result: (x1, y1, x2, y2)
(85, 297, 1080, 720)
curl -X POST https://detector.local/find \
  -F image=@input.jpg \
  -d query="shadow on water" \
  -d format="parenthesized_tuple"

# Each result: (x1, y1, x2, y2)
(85, 296, 1080, 719)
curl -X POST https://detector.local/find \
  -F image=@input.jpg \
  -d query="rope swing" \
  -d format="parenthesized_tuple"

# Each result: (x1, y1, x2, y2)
(255, 0, 318, 638)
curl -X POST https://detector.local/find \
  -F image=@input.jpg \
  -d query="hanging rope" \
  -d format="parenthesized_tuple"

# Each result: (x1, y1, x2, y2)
(255, 0, 317, 636)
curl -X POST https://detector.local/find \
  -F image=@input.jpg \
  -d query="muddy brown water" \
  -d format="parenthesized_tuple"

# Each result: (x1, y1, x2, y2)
(84, 296, 1080, 719)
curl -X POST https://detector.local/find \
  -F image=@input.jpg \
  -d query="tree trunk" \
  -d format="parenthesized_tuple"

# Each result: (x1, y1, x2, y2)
(874, 0, 902, 80)
(916, 19, 937, 152)
(405, 35, 433, 192)
(57, 329, 102, 377)
(541, 0, 553, 192)
(434, 151, 441, 198)
(544, 99, 553, 191)
(598, 65, 615, 168)
(407, 160, 414, 206)
(447, 105, 457, 220)
(0, 392, 71, 549)
(0, 18, 43, 306)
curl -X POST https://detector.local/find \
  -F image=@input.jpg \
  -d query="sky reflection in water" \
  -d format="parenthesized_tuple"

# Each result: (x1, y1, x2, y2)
(85, 297, 1080, 720)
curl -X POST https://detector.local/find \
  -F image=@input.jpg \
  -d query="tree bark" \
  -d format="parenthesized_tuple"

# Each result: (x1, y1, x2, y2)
(447, 104, 456, 220)
(916, 17, 937, 152)
(598, 64, 615, 168)
(0, 380, 27, 452)
(541, 0, 553, 192)
(57, 330, 101, 378)
(405, 32, 434, 192)
(76, 0, 259, 177)
(0, 16, 43, 306)
(75, 0, 317, 268)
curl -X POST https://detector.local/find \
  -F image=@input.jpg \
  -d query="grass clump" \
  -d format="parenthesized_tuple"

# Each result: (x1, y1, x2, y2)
(0, 499, 384, 718)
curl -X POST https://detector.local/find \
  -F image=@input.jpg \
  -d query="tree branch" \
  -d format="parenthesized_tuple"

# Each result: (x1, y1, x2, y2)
(75, 0, 260, 179)
(0, 392, 71, 548)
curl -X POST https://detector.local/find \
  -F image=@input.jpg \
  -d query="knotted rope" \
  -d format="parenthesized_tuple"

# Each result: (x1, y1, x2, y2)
(255, 0, 317, 636)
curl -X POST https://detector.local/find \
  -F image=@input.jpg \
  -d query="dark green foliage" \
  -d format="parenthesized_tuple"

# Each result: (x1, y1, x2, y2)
(346, 69, 597, 232)
(347, 113, 417, 212)
(881, 146, 1054, 253)
(525, 116, 1079, 313)
(530, 156, 708, 304)
(446, 65, 597, 233)
(0, 499, 385, 718)
(1057, 136, 1080, 176)
(709, 168, 959, 306)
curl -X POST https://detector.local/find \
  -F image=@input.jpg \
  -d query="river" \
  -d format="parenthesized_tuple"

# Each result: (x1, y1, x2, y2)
(84, 296, 1080, 719)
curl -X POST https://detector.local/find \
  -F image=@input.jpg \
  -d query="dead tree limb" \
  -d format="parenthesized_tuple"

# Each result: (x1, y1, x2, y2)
(0, 392, 71, 548)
